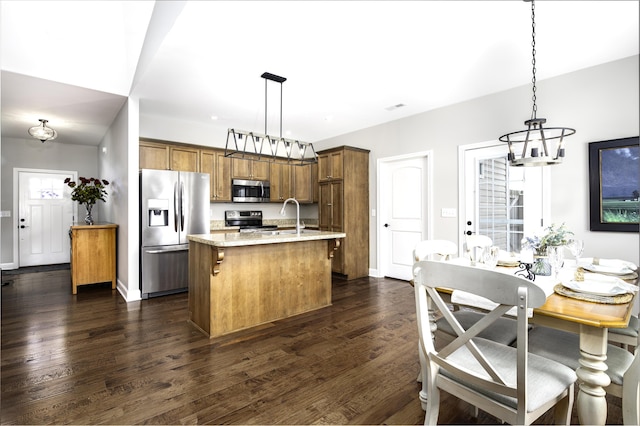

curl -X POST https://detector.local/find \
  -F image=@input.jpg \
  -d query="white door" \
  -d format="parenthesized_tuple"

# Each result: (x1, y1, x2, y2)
(18, 170, 76, 266)
(460, 143, 548, 254)
(379, 154, 431, 280)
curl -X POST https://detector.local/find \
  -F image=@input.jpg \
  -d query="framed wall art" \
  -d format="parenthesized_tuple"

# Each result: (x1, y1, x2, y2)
(589, 136, 639, 232)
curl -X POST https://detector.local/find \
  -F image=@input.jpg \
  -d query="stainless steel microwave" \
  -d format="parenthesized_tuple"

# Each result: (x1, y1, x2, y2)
(232, 179, 270, 203)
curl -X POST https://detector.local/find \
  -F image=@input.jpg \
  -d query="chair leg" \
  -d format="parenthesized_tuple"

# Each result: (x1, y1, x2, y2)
(552, 385, 574, 426)
(424, 380, 440, 425)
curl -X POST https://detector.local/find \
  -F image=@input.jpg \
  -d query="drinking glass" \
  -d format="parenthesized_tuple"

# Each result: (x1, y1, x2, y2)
(568, 239, 584, 264)
(483, 246, 500, 269)
(547, 246, 565, 279)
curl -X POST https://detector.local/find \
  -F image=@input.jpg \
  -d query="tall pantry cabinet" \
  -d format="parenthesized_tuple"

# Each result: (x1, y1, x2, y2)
(317, 146, 370, 279)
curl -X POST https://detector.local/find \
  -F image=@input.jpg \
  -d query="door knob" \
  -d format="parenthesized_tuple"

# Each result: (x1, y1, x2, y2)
(466, 230, 473, 235)
(384, 223, 390, 228)
(20, 225, 28, 229)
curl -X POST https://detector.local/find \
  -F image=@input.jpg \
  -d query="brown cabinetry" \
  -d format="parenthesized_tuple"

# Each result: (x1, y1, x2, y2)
(140, 140, 169, 170)
(140, 139, 233, 202)
(271, 162, 314, 203)
(169, 145, 199, 172)
(270, 162, 292, 202)
(317, 146, 369, 279)
(318, 150, 344, 182)
(231, 157, 270, 180)
(139, 139, 199, 172)
(200, 149, 232, 201)
(293, 164, 314, 203)
(70, 223, 117, 294)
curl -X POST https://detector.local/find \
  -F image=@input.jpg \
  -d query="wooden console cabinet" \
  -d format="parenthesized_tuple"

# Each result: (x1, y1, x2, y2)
(70, 223, 117, 294)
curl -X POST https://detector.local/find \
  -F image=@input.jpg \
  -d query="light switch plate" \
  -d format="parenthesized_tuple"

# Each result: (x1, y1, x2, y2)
(0, 210, 10, 218)
(441, 208, 457, 218)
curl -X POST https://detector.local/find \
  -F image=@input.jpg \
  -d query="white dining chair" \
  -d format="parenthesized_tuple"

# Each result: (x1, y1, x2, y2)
(464, 234, 492, 265)
(414, 260, 576, 425)
(608, 315, 639, 350)
(526, 326, 639, 425)
(413, 239, 458, 263)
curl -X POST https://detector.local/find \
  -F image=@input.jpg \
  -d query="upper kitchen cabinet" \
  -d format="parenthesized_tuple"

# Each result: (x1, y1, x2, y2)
(170, 145, 199, 172)
(318, 149, 343, 182)
(200, 149, 232, 202)
(317, 146, 370, 279)
(139, 139, 199, 172)
(139, 140, 169, 170)
(293, 163, 314, 203)
(231, 157, 270, 181)
(270, 162, 314, 203)
(270, 162, 292, 202)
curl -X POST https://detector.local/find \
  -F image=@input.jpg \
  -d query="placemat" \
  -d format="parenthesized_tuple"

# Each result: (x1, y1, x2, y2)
(553, 284, 634, 304)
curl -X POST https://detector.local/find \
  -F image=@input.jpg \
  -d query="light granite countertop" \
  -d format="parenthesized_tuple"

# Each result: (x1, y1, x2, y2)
(188, 230, 345, 247)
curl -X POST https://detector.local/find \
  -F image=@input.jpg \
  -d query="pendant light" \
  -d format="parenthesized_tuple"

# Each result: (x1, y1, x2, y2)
(28, 119, 58, 143)
(499, 0, 575, 167)
(225, 72, 317, 165)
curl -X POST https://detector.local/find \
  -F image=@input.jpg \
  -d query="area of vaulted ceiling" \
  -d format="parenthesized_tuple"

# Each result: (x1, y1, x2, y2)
(1, 1, 154, 95)
(1, 1, 639, 147)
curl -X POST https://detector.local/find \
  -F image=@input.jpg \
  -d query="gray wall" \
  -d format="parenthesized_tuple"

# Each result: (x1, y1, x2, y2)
(313, 55, 640, 270)
(0, 138, 99, 266)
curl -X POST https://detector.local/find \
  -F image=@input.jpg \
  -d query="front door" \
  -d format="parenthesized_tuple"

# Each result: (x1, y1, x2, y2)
(18, 169, 76, 266)
(379, 154, 431, 280)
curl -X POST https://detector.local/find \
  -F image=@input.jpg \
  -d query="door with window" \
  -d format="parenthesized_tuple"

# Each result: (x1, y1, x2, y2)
(18, 170, 76, 266)
(461, 143, 548, 254)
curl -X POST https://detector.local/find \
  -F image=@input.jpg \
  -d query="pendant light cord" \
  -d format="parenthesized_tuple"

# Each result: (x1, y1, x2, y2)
(530, 0, 537, 121)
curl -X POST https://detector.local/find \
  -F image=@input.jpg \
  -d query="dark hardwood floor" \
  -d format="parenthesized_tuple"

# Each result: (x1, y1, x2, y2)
(1, 269, 624, 425)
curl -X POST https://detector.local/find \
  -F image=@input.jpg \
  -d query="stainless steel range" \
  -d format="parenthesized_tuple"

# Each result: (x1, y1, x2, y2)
(225, 210, 278, 233)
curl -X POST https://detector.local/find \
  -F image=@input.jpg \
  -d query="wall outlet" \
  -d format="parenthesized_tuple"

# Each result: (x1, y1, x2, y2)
(441, 207, 457, 218)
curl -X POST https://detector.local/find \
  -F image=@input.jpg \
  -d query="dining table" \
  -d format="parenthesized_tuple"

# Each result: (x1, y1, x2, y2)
(435, 256, 638, 426)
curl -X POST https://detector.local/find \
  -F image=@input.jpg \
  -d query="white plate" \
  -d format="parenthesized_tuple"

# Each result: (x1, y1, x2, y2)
(562, 276, 632, 296)
(580, 263, 634, 275)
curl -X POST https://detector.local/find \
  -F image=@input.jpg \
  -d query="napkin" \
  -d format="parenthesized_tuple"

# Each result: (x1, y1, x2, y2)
(578, 258, 638, 275)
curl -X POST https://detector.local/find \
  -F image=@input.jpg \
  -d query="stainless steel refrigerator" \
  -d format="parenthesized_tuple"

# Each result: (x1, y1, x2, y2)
(140, 169, 209, 298)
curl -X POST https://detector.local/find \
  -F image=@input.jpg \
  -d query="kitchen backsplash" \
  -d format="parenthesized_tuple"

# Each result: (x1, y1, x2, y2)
(210, 218, 319, 231)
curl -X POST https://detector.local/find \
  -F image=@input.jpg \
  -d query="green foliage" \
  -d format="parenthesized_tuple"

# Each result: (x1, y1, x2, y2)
(64, 177, 109, 206)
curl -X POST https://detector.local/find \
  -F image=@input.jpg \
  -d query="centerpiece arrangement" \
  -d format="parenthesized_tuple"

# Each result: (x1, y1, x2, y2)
(521, 223, 573, 276)
(64, 177, 110, 225)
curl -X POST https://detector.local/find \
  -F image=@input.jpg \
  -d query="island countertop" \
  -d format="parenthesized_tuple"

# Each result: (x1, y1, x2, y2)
(188, 230, 346, 247)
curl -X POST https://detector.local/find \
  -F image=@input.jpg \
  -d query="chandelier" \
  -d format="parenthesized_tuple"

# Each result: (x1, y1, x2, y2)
(225, 72, 317, 165)
(499, 0, 575, 167)
(28, 119, 58, 142)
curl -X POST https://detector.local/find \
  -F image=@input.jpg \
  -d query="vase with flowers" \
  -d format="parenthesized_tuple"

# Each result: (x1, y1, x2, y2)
(64, 177, 110, 225)
(521, 223, 573, 276)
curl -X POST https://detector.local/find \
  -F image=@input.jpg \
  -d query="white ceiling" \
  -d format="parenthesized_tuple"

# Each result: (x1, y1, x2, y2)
(1, 1, 638, 147)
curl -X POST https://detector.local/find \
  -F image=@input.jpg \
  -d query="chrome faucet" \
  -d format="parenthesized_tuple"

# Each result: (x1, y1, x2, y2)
(280, 197, 302, 234)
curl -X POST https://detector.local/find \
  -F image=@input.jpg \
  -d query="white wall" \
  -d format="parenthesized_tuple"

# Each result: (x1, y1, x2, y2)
(312, 55, 640, 272)
(99, 98, 142, 301)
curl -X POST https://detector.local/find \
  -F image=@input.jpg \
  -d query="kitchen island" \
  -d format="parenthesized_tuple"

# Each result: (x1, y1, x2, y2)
(187, 230, 346, 338)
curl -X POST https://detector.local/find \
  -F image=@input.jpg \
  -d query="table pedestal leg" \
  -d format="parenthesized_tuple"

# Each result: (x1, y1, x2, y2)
(575, 325, 610, 425)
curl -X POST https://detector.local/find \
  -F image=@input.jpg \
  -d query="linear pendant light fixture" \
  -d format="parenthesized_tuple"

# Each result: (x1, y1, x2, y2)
(28, 119, 58, 142)
(225, 72, 317, 165)
(499, 0, 575, 167)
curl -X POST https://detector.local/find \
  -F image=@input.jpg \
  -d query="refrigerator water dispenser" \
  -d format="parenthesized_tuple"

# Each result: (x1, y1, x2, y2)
(147, 199, 169, 227)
